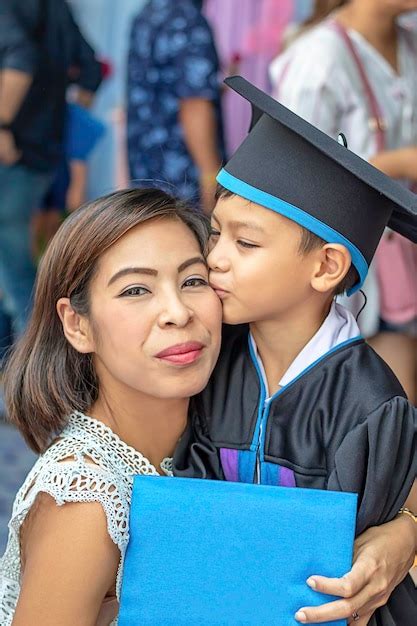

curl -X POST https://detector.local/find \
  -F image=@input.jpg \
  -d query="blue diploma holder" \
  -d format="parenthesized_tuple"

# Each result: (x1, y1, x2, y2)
(119, 476, 357, 625)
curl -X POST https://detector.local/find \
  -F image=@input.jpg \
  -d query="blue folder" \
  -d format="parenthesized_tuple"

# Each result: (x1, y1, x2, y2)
(119, 476, 357, 626)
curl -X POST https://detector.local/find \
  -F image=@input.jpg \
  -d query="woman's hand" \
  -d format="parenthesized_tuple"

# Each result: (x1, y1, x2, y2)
(294, 515, 416, 625)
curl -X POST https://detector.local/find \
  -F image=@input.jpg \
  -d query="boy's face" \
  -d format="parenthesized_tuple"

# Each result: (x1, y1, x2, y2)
(208, 195, 317, 325)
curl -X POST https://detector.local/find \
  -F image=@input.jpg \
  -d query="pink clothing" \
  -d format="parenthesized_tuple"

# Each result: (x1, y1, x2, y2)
(376, 234, 417, 325)
(204, 0, 293, 154)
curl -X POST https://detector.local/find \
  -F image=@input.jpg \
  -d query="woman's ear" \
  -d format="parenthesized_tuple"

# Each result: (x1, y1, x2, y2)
(56, 298, 95, 354)
(310, 244, 352, 293)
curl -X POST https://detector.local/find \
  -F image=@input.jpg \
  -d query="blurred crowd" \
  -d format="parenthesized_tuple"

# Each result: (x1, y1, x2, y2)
(0, 0, 416, 408)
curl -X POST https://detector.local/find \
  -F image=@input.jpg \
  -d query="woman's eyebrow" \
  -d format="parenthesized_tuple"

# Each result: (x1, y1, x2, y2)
(177, 256, 207, 273)
(107, 267, 157, 286)
(107, 257, 206, 286)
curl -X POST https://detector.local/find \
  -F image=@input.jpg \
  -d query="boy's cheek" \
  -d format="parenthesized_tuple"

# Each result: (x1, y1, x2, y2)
(221, 297, 252, 326)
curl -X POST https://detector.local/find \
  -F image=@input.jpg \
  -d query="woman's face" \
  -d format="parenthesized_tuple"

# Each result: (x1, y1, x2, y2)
(86, 218, 222, 401)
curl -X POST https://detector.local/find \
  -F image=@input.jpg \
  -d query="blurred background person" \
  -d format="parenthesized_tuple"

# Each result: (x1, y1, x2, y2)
(127, 0, 224, 214)
(68, 0, 147, 198)
(281, 0, 346, 47)
(205, 0, 293, 155)
(0, 0, 102, 365)
(31, 98, 106, 260)
(270, 0, 417, 403)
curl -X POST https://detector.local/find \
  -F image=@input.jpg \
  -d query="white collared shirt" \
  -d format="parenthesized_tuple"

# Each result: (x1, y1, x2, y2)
(250, 301, 361, 400)
(269, 18, 417, 161)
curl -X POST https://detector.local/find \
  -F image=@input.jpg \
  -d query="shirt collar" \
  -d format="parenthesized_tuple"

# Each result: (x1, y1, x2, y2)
(250, 301, 361, 399)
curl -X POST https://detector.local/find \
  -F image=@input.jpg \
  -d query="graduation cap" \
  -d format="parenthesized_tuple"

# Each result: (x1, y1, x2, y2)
(217, 76, 417, 295)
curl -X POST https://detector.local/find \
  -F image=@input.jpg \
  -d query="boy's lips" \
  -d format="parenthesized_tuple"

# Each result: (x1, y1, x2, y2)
(210, 282, 230, 299)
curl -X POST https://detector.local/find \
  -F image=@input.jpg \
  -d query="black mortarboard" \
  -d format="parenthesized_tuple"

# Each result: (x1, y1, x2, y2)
(217, 76, 417, 294)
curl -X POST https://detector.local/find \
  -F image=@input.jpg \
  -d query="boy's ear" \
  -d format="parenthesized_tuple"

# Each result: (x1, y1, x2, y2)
(56, 298, 95, 354)
(310, 244, 352, 294)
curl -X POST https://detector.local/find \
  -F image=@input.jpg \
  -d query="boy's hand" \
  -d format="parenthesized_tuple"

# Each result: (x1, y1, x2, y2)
(294, 516, 416, 624)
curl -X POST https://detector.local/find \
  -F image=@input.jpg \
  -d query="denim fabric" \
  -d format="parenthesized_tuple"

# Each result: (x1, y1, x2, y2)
(0, 163, 51, 337)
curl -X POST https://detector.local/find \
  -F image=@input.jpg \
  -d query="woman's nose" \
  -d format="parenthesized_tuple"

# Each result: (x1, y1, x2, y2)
(157, 293, 194, 328)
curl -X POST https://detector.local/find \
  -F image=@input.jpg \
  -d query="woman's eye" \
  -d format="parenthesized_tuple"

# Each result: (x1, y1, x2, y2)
(237, 240, 259, 249)
(210, 227, 220, 238)
(120, 286, 150, 297)
(183, 277, 208, 288)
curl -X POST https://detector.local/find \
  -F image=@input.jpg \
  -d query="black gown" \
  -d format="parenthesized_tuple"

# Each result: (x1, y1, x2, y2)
(174, 324, 417, 626)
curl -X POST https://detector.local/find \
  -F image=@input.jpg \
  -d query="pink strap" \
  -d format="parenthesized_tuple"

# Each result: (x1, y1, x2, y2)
(332, 20, 386, 151)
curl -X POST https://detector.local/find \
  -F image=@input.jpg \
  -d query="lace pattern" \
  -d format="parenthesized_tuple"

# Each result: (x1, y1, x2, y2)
(0, 411, 172, 626)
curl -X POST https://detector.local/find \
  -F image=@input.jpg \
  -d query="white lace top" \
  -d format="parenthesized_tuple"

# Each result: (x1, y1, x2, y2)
(0, 411, 173, 626)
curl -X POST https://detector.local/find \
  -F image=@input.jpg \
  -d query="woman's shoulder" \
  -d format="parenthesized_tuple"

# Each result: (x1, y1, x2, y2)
(0, 415, 134, 621)
(270, 19, 352, 86)
(10, 419, 133, 551)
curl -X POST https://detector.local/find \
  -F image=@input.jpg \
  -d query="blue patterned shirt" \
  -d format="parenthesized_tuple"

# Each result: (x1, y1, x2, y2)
(127, 0, 224, 207)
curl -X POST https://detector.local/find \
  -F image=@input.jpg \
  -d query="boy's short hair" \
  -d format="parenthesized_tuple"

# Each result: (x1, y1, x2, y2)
(215, 184, 358, 296)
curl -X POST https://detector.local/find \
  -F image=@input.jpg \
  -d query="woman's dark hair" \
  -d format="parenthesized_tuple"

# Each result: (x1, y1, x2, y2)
(216, 184, 358, 295)
(4, 188, 209, 453)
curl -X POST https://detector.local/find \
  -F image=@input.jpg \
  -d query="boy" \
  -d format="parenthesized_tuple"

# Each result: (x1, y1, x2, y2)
(174, 77, 417, 625)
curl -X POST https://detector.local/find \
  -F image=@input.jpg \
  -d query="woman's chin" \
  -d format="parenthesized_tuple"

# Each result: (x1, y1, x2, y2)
(156, 371, 212, 400)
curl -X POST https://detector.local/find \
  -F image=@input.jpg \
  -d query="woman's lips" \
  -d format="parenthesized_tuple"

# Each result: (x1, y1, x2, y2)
(155, 341, 205, 365)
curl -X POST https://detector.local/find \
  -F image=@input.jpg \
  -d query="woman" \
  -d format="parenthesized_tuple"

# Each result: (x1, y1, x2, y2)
(0, 188, 414, 626)
(0, 188, 222, 625)
(270, 0, 417, 403)
(282, 0, 347, 48)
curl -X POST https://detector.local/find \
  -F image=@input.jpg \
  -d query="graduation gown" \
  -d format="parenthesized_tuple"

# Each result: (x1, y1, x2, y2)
(174, 324, 417, 626)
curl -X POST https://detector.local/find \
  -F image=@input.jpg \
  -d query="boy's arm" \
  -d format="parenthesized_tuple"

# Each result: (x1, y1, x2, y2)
(295, 399, 416, 625)
(327, 397, 416, 534)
